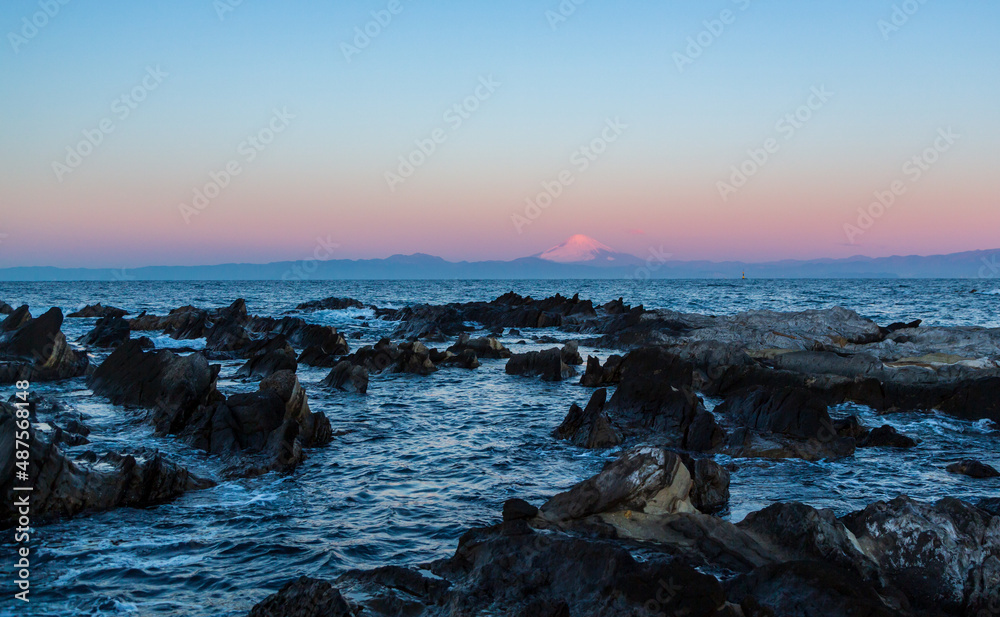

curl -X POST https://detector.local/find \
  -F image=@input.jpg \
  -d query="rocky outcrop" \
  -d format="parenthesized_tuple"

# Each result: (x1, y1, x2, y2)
(67, 303, 128, 318)
(553, 389, 621, 448)
(88, 339, 220, 434)
(505, 347, 576, 381)
(0, 403, 213, 528)
(447, 333, 511, 359)
(182, 371, 332, 475)
(248, 577, 352, 617)
(129, 305, 210, 339)
(858, 424, 918, 448)
(294, 297, 366, 311)
(0, 301, 12, 315)
(715, 387, 855, 461)
(78, 314, 131, 348)
(579, 354, 623, 387)
(248, 316, 349, 360)
(322, 361, 369, 393)
(236, 335, 297, 380)
(0, 307, 89, 383)
(945, 459, 999, 478)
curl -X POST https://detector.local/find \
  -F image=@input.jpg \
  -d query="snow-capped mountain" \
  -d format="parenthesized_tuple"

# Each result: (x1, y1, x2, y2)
(536, 234, 643, 266)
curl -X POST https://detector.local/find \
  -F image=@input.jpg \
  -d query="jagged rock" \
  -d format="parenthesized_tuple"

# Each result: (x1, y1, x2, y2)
(129, 305, 210, 339)
(294, 297, 366, 311)
(447, 333, 511, 359)
(205, 299, 252, 355)
(67, 303, 128, 318)
(183, 371, 331, 475)
(946, 459, 999, 478)
(236, 336, 297, 380)
(0, 307, 89, 383)
(0, 301, 12, 315)
(88, 339, 220, 434)
(553, 389, 621, 448)
(858, 425, 917, 448)
(540, 446, 698, 522)
(248, 576, 352, 617)
(78, 314, 130, 348)
(378, 304, 469, 340)
(675, 452, 731, 515)
(560, 340, 583, 365)
(715, 387, 854, 460)
(579, 354, 623, 387)
(842, 496, 1000, 614)
(430, 348, 480, 369)
(505, 347, 576, 381)
(322, 361, 369, 393)
(0, 403, 213, 528)
(249, 316, 349, 358)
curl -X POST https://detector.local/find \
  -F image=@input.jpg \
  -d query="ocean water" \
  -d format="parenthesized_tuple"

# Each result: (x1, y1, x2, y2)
(0, 280, 997, 617)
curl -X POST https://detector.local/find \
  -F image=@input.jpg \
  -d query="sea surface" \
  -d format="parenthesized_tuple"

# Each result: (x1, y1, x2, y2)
(0, 279, 997, 617)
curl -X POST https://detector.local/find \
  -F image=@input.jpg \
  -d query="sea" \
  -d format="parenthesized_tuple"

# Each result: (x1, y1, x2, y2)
(0, 279, 997, 616)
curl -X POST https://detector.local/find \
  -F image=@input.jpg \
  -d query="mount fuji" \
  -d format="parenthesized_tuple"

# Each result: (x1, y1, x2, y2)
(535, 234, 645, 267)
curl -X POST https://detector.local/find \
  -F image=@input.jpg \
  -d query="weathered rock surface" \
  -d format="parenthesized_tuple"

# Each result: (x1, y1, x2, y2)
(0, 301, 12, 315)
(248, 576, 353, 617)
(447, 333, 511, 359)
(0, 403, 212, 528)
(579, 353, 623, 387)
(0, 307, 89, 383)
(553, 388, 621, 448)
(858, 424, 918, 448)
(236, 336, 297, 380)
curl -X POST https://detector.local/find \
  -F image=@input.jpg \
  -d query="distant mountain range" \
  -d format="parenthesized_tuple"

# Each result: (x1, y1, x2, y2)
(1, 235, 998, 281)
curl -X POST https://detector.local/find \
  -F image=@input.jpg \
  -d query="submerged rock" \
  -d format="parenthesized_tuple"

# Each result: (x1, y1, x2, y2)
(945, 459, 999, 478)
(294, 297, 366, 311)
(858, 424, 917, 448)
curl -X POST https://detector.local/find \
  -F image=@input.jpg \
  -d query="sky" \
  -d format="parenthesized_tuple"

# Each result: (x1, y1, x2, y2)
(1, 0, 998, 268)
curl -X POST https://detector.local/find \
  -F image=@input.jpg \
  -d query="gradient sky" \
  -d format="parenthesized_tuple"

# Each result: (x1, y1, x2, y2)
(1, 0, 998, 268)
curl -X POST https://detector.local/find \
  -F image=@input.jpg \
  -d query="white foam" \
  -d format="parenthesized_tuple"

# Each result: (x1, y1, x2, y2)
(148, 335, 206, 350)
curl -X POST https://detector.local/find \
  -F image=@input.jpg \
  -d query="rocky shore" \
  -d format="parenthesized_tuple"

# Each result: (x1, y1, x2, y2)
(1, 291, 997, 615)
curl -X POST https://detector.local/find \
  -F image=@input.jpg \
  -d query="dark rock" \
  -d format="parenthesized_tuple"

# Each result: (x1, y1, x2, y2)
(248, 576, 352, 617)
(842, 496, 1000, 614)
(716, 387, 854, 460)
(0, 301, 12, 315)
(553, 389, 621, 449)
(0, 307, 89, 383)
(294, 297, 366, 312)
(675, 452, 731, 515)
(432, 348, 480, 369)
(67, 303, 128, 318)
(858, 425, 917, 448)
(560, 340, 583, 365)
(976, 497, 1000, 517)
(236, 337, 297, 380)
(204, 299, 252, 355)
(88, 339, 219, 435)
(129, 305, 210, 339)
(250, 316, 349, 358)
(579, 354, 623, 387)
(447, 333, 511, 359)
(946, 459, 999, 478)
(832, 415, 866, 439)
(0, 403, 213, 528)
(78, 314, 130, 348)
(505, 347, 575, 381)
(322, 361, 369, 393)
(502, 498, 538, 522)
